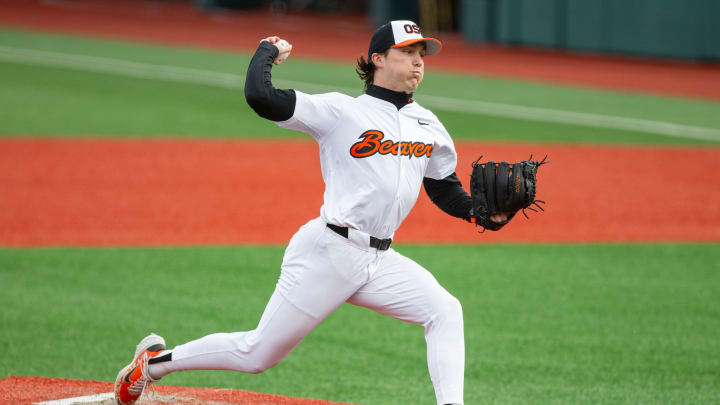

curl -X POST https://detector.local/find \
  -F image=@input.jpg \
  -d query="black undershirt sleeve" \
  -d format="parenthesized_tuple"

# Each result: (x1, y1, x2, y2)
(244, 41, 296, 122)
(423, 173, 473, 222)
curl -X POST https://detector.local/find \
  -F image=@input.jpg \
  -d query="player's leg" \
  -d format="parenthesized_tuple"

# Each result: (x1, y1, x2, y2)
(146, 288, 320, 377)
(144, 217, 376, 378)
(346, 249, 465, 405)
(116, 286, 325, 404)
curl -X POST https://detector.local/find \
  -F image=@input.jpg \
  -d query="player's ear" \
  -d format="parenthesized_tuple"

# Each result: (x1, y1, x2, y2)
(371, 52, 385, 68)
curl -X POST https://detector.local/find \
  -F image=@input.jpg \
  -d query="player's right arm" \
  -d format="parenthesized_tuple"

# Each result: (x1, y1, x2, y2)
(244, 37, 296, 121)
(244, 37, 343, 137)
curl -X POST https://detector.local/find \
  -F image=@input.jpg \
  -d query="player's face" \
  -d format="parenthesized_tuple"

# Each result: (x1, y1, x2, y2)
(376, 43, 426, 93)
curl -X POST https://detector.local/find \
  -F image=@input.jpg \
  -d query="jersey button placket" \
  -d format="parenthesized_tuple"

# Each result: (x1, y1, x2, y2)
(392, 111, 404, 224)
(377, 107, 402, 236)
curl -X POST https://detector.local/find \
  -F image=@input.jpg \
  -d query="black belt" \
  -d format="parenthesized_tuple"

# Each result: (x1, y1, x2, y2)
(327, 223, 392, 251)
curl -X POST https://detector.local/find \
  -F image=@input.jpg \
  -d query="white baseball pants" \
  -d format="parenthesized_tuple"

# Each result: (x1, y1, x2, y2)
(154, 217, 464, 405)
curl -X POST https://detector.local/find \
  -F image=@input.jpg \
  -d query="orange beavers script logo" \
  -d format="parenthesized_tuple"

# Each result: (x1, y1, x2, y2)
(350, 130, 433, 159)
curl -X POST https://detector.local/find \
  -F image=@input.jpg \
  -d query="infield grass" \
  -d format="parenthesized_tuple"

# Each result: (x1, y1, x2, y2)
(2, 244, 719, 404)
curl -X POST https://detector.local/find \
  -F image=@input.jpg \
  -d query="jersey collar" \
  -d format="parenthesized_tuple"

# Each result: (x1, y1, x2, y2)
(365, 85, 414, 110)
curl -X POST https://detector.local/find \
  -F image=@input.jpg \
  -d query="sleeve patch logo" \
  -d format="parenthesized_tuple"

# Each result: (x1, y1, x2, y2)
(350, 130, 434, 159)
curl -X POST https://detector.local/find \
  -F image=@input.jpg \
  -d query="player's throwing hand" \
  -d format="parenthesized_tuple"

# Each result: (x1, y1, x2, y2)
(261, 36, 292, 65)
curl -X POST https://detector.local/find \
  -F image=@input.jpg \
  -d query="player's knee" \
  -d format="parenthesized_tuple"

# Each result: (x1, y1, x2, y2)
(247, 357, 281, 374)
(434, 294, 463, 325)
(245, 364, 267, 374)
(445, 295, 463, 319)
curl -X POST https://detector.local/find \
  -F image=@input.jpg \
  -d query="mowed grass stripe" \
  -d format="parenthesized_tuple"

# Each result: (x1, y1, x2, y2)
(1, 45, 719, 142)
(2, 28, 718, 130)
(1, 244, 718, 404)
(0, 61, 713, 145)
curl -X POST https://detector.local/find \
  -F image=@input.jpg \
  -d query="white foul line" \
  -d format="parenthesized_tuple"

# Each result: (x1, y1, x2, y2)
(34, 392, 114, 404)
(1, 45, 719, 142)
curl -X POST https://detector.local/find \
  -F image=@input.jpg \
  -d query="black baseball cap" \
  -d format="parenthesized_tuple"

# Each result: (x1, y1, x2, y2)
(367, 20, 442, 59)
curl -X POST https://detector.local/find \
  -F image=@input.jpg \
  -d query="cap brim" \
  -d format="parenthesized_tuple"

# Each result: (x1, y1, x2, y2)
(391, 37, 442, 56)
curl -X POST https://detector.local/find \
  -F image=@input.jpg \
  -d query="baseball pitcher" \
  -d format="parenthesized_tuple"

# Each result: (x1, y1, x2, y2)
(114, 20, 544, 405)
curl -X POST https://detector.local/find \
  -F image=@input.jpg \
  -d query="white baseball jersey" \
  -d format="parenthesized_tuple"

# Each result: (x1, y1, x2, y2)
(277, 91, 458, 239)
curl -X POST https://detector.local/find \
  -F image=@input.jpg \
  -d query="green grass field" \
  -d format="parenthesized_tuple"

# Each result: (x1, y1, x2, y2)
(1, 245, 719, 404)
(1, 29, 719, 144)
(1, 27, 720, 404)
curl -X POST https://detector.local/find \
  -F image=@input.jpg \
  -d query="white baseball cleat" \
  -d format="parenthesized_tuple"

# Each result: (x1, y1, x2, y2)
(114, 333, 166, 405)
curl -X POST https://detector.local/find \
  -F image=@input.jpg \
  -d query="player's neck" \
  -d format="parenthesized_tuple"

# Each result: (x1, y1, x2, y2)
(366, 84, 414, 110)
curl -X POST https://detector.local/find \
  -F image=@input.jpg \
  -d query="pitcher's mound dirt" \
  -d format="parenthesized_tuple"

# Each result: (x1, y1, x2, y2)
(0, 376, 352, 405)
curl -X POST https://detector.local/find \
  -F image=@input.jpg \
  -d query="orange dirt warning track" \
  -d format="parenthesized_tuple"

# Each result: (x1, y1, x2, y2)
(1, 0, 719, 101)
(1, 137, 719, 246)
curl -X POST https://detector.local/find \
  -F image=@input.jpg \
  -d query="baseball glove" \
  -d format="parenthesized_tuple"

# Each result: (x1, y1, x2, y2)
(469, 155, 548, 232)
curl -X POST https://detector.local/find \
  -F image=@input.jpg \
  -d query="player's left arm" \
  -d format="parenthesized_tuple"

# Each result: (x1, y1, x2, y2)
(422, 116, 508, 224)
(423, 174, 473, 222)
(424, 176, 510, 224)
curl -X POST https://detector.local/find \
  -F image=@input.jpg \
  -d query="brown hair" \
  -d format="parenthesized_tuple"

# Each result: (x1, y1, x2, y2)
(355, 50, 388, 91)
